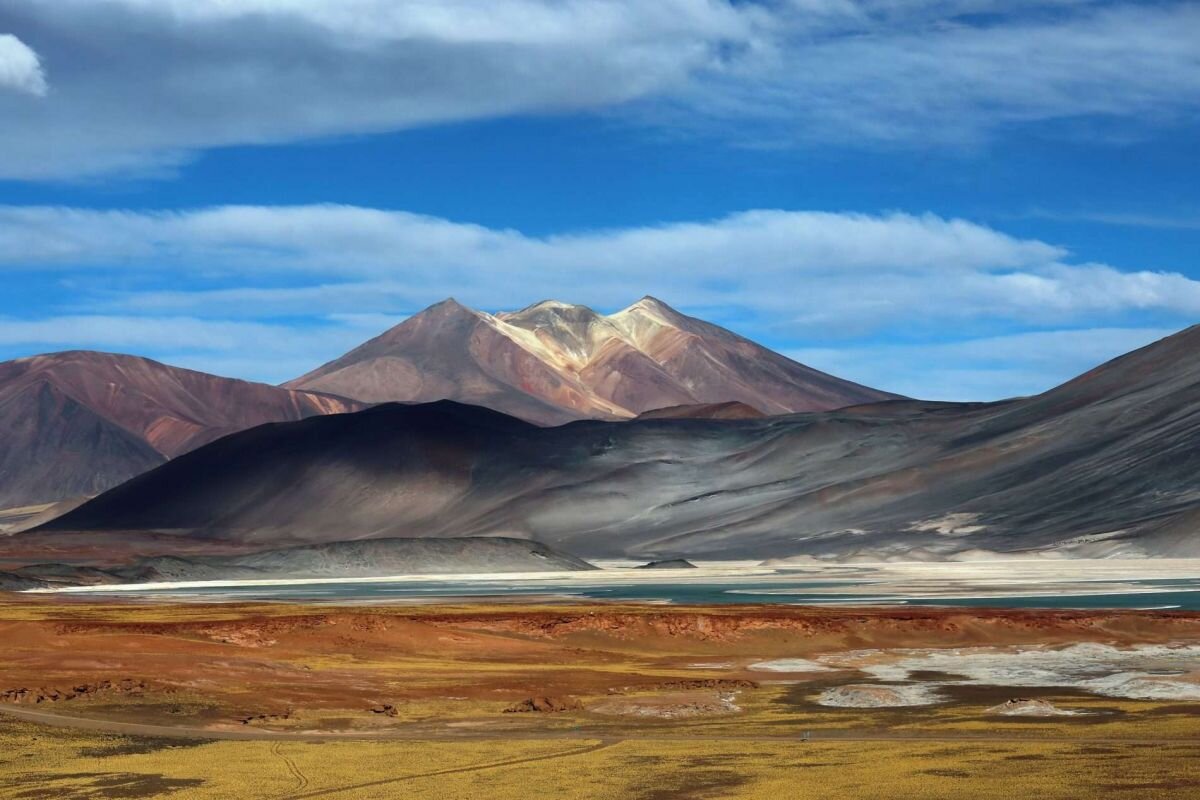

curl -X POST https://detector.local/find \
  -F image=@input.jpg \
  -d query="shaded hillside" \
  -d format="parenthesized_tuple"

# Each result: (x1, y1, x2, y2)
(30, 325, 1200, 559)
(0, 351, 362, 507)
(286, 297, 898, 424)
(17, 537, 594, 585)
(636, 401, 767, 420)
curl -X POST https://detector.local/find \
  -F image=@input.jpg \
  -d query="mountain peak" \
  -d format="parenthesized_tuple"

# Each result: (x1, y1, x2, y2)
(616, 295, 677, 316)
(370, 298, 483, 339)
(512, 299, 584, 314)
(636, 295, 672, 309)
(610, 295, 687, 329)
(425, 297, 476, 315)
(288, 296, 901, 422)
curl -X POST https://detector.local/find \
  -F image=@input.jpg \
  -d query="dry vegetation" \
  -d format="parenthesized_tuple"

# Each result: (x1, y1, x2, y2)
(1, 597, 1198, 798)
(2, 715, 1199, 800)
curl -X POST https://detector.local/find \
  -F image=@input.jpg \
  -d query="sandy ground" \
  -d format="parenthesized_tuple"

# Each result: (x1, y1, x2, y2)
(2, 598, 1199, 798)
(1, 598, 1199, 729)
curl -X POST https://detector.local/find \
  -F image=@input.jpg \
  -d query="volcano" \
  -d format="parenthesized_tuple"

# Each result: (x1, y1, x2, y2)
(284, 297, 899, 424)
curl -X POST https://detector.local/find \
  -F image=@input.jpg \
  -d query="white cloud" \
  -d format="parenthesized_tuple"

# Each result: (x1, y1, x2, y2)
(0, 202, 1197, 398)
(0, 0, 761, 178)
(101, 0, 756, 44)
(681, 2, 1200, 146)
(4, 204, 1198, 338)
(0, 33, 46, 96)
(0, 314, 373, 384)
(0, 204, 1062, 272)
(0, 315, 292, 350)
(0, 2, 1197, 178)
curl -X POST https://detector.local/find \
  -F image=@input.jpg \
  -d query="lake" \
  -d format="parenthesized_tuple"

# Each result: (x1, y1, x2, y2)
(58, 561, 1200, 609)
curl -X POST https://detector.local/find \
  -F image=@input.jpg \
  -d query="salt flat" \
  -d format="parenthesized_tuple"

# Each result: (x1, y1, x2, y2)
(32, 558, 1200, 609)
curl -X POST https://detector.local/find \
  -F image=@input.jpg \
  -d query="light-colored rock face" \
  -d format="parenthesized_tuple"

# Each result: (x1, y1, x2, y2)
(987, 699, 1079, 716)
(816, 684, 944, 708)
(287, 297, 899, 424)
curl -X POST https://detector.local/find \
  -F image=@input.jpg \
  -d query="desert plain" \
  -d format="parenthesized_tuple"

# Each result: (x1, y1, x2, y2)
(1, 595, 1199, 800)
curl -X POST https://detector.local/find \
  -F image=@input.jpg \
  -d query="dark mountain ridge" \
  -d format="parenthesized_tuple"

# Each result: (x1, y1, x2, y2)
(27, 324, 1200, 560)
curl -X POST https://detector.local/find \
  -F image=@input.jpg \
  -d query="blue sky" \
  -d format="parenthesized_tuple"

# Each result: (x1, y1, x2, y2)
(0, 0, 1198, 399)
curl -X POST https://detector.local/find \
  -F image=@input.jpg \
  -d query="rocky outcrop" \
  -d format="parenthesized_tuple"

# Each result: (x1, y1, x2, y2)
(611, 678, 758, 694)
(816, 684, 943, 708)
(987, 698, 1078, 716)
(636, 559, 697, 569)
(591, 691, 741, 719)
(1, 679, 148, 704)
(369, 704, 400, 717)
(503, 696, 583, 713)
(236, 710, 293, 725)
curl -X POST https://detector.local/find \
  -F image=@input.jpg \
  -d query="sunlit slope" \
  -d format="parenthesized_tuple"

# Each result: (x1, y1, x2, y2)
(286, 297, 898, 424)
(0, 351, 362, 507)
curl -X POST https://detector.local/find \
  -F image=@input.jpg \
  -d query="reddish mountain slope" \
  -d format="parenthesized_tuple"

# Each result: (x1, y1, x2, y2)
(636, 401, 767, 420)
(284, 300, 616, 425)
(0, 351, 362, 507)
(286, 297, 899, 424)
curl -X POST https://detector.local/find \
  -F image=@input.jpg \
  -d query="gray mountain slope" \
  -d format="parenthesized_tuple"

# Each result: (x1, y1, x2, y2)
(28, 325, 1200, 560)
(115, 537, 596, 583)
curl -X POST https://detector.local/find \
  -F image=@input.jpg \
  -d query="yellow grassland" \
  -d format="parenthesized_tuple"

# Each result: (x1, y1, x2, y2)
(1, 599, 1199, 798)
(2, 714, 1198, 800)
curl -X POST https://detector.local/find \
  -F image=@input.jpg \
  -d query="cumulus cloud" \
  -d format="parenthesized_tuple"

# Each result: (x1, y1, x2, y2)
(0, 202, 1197, 396)
(0, 1, 1196, 177)
(0, 33, 46, 96)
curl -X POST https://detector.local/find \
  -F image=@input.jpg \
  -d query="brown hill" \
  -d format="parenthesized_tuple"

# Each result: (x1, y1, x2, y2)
(0, 351, 362, 508)
(284, 297, 898, 424)
(636, 401, 767, 420)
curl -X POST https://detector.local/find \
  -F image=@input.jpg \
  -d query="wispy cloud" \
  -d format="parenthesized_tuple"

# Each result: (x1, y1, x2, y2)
(680, 2, 1200, 147)
(0, 314, 382, 384)
(1, 1, 1197, 178)
(9, 203, 1191, 337)
(0, 205, 1062, 273)
(0, 202, 1196, 397)
(0, 33, 46, 96)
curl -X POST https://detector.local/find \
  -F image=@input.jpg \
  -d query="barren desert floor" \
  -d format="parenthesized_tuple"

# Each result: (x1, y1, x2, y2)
(1, 598, 1199, 799)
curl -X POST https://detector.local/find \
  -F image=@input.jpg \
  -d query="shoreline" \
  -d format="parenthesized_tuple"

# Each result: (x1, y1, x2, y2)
(27, 558, 1200, 601)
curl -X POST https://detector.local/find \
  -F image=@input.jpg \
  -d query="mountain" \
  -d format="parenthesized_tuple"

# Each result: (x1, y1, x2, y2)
(636, 401, 767, 420)
(284, 297, 898, 424)
(0, 351, 362, 509)
(16, 537, 594, 585)
(26, 324, 1200, 561)
(0, 299, 889, 510)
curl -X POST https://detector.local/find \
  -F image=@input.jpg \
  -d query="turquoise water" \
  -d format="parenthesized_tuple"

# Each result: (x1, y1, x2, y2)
(92, 576, 1200, 609)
